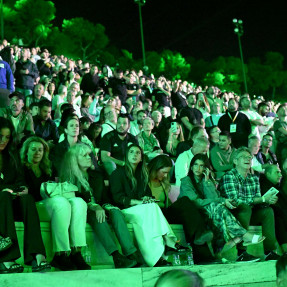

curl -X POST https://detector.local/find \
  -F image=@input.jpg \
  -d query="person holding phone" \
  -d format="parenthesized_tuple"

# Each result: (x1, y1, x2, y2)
(166, 121, 184, 157)
(180, 153, 265, 258)
(219, 147, 280, 262)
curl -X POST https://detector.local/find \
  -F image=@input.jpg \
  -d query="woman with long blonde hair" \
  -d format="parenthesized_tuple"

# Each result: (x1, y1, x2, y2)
(61, 143, 139, 268)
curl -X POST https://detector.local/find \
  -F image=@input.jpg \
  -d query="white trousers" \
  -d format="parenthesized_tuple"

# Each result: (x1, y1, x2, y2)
(43, 196, 87, 252)
(122, 203, 177, 266)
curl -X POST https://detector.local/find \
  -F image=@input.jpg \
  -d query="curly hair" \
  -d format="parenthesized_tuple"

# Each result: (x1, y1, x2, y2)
(20, 136, 52, 176)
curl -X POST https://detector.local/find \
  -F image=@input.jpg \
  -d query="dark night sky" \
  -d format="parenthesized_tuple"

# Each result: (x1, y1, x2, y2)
(52, 0, 287, 62)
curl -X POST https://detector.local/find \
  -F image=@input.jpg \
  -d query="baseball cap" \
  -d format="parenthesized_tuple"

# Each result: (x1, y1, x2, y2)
(9, 91, 25, 101)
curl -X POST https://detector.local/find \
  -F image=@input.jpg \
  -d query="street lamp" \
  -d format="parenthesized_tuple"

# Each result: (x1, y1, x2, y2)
(134, 0, 146, 66)
(233, 18, 248, 94)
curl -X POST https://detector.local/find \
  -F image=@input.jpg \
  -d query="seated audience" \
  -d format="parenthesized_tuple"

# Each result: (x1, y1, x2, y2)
(20, 136, 89, 271)
(110, 144, 184, 267)
(218, 98, 251, 148)
(60, 143, 141, 268)
(0, 91, 34, 146)
(148, 155, 214, 263)
(165, 121, 184, 157)
(180, 154, 264, 257)
(137, 117, 163, 161)
(260, 165, 287, 253)
(219, 147, 280, 261)
(0, 118, 50, 274)
(175, 137, 209, 186)
(33, 99, 59, 145)
(100, 114, 138, 175)
(210, 131, 236, 180)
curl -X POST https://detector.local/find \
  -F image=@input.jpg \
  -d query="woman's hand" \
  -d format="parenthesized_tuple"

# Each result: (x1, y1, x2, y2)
(203, 168, 210, 181)
(225, 199, 236, 209)
(130, 199, 143, 206)
(17, 187, 28, 196)
(93, 205, 107, 223)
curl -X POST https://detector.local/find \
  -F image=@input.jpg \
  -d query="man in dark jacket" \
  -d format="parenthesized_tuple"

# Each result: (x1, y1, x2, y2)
(14, 48, 39, 97)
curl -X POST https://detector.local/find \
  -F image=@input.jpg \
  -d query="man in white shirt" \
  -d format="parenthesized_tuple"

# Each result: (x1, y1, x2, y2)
(101, 105, 117, 137)
(175, 137, 209, 186)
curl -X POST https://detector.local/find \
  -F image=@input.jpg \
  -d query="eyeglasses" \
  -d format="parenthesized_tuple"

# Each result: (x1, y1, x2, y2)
(238, 155, 252, 161)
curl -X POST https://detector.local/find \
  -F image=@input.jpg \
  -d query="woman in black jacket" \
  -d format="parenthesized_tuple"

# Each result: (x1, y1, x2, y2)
(110, 144, 184, 267)
(0, 118, 50, 274)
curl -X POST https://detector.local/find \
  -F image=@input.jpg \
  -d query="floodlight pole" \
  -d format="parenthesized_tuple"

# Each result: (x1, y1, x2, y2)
(237, 34, 248, 94)
(135, 0, 146, 66)
(233, 19, 248, 94)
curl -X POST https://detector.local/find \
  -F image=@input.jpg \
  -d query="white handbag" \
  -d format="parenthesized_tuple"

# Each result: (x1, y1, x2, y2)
(40, 181, 78, 199)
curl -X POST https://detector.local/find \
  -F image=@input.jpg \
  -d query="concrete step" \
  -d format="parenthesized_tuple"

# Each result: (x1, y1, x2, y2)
(0, 262, 277, 287)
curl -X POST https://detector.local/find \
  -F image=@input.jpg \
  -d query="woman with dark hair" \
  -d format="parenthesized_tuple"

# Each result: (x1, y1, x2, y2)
(61, 143, 139, 268)
(0, 118, 50, 273)
(86, 123, 102, 150)
(206, 126, 220, 150)
(110, 144, 183, 267)
(180, 153, 265, 252)
(148, 155, 213, 249)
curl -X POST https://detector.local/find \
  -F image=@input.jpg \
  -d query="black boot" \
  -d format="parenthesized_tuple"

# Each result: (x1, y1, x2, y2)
(128, 251, 147, 267)
(70, 252, 91, 270)
(112, 251, 137, 268)
(51, 253, 76, 271)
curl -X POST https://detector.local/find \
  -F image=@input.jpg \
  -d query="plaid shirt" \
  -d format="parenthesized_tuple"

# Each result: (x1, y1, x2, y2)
(218, 168, 261, 206)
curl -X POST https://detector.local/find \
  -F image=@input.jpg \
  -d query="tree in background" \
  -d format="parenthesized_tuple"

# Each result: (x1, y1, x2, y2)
(61, 17, 109, 61)
(3, 0, 55, 46)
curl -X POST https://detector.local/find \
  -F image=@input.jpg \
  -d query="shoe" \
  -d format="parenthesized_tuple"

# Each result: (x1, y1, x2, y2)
(32, 260, 51, 272)
(51, 254, 76, 271)
(194, 230, 214, 245)
(236, 251, 260, 263)
(128, 251, 147, 267)
(165, 243, 189, 256)
(264, 251, 281, 261)
(0, 262, 24, 274)
(70, 252, 91, 270)
(154, 258, 172, 267)
(0, 237, 12, 252)
(221, 237, 243, 254)
(113, 252, 137, 268)
(243, 234, 265, 247)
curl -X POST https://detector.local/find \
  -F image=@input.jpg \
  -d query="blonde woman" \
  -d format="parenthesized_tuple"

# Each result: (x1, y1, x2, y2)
(166, 122, 184, 157)
(61, 143, 138, 268)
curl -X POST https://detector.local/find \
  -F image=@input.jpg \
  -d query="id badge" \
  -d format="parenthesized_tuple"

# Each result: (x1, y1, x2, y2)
(230, 124, 237, 133)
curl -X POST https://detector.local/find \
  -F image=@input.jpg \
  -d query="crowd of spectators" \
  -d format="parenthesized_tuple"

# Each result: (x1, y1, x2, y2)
(1, 39, 287, 275)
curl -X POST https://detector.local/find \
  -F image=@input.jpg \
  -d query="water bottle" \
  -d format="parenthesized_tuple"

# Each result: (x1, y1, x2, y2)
(172, 254, 181, 266)
(186, 243, 194, 265)
(82, 245, 92, 265)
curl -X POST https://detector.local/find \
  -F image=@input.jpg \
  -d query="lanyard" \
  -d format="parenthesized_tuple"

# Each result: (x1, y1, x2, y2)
(228, 111, 239, 123)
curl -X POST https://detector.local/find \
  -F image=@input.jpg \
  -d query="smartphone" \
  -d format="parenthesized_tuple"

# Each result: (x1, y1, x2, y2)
(264, 187, 279, 197)
(171, 122, 177, 133)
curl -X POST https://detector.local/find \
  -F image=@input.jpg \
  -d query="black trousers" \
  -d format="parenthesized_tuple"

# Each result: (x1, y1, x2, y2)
(0, 192, 46, 264)
(162, 196, 207, 243)
(162, 197, 214, 263)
